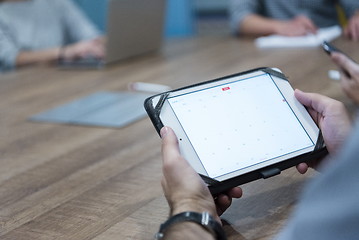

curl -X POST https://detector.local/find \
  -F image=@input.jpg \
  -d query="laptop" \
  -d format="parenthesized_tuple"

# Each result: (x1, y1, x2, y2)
(58, 0, 166, 68)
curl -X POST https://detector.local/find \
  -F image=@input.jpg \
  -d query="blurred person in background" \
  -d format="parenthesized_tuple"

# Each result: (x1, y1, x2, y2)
(0, 0, 105, 72)
(229, 0, 359, 40)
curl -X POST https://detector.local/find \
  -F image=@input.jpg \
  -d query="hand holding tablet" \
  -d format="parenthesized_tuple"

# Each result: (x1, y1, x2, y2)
(145, 68, 328, 195)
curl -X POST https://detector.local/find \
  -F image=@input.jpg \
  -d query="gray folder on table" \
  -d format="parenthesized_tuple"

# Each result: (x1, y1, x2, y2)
(29, 91, 149, 128)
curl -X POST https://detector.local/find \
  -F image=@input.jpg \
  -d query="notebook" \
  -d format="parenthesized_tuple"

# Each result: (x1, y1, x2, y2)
(255, 25, 342, 49)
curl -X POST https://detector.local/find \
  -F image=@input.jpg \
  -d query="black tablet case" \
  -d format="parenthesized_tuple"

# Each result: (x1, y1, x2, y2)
(144, 67, 328, 195)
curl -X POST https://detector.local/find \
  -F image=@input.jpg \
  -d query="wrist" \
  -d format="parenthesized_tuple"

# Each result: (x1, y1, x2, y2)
(161, 221, 215, 240)
(171, 199, 219, 223)
(272, 21, 285, 35)
(155, 212, 226, 240)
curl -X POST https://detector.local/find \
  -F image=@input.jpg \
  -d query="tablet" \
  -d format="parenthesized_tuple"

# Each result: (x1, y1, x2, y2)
(144, 68, 327, 195)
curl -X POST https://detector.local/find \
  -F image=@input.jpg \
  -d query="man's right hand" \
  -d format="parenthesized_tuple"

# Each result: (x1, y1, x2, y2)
(294, 89, 351, 173)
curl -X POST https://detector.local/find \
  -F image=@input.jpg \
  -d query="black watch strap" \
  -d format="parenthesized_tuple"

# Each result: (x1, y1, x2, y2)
(155, 211, 227, 240)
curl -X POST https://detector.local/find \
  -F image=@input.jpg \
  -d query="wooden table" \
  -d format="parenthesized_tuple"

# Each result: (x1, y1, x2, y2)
(0, 36, 357, 240)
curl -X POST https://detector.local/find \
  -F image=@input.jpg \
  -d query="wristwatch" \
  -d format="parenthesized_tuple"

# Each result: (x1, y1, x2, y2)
(154, 211, 227, 240)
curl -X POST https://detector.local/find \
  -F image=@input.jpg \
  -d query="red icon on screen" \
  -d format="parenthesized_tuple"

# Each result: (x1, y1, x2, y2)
(222, 87, 230, 91)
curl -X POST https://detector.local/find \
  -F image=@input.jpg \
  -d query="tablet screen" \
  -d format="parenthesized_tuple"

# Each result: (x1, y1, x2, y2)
(167, 73, 315, 179)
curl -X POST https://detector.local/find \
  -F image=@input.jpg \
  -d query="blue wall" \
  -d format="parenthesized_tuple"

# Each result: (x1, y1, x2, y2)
(72, 0, 194, 37)
(72, 0, 108, 33)
(165, 0, 194, 37)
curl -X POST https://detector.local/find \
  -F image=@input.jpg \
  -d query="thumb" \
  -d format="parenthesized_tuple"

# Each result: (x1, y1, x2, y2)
(161, 127, 185, 174)
(294, 89, 329, 115)
(294, 89, 312, 107)
(161, 127, 180, 160)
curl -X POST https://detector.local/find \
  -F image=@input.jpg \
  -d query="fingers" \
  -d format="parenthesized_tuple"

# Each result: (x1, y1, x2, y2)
(215, 187, 243, 216)
(161, 127, 180, 162)
(160, 127, 174, 196)
(294, 89, 346, 130)
(160, 126, 218, 218)
(227, 187, 243, 198)
(294, 89, 318, 122)
(350, 22, 359, 41)
(295, 15, 317, 34)
(63, 40, 105, 59)
(302, 19, 317, 34)
(216, 194, 231, 216)
(161, 126, 202, 187)
(331, 52, 358, 78)
(90, 39, 106, 58)
(161, 127, 184, 175)
(294, 89, 327, 116)
(344, 15, 359, 41)
(294, 89, 313, 107)
(295, 89, 348, 122)
(339, 71, 355, 94)
(296, 163, 309, 174)
(294, 89, 340, 114)
(331, 52, 359, 104)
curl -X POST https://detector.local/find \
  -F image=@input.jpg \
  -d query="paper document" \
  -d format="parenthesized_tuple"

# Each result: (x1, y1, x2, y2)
(255, 25, 342, 48)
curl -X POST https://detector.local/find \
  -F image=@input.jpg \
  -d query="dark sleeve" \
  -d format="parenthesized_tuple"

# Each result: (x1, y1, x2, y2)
(339, 0, 359, 19)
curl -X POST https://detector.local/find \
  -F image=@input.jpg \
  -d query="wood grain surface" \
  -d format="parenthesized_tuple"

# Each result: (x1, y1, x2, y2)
(0, 36, 357, 240)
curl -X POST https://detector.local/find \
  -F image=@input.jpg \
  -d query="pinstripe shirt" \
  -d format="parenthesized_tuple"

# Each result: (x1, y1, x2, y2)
(229, 0, 359, 33)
